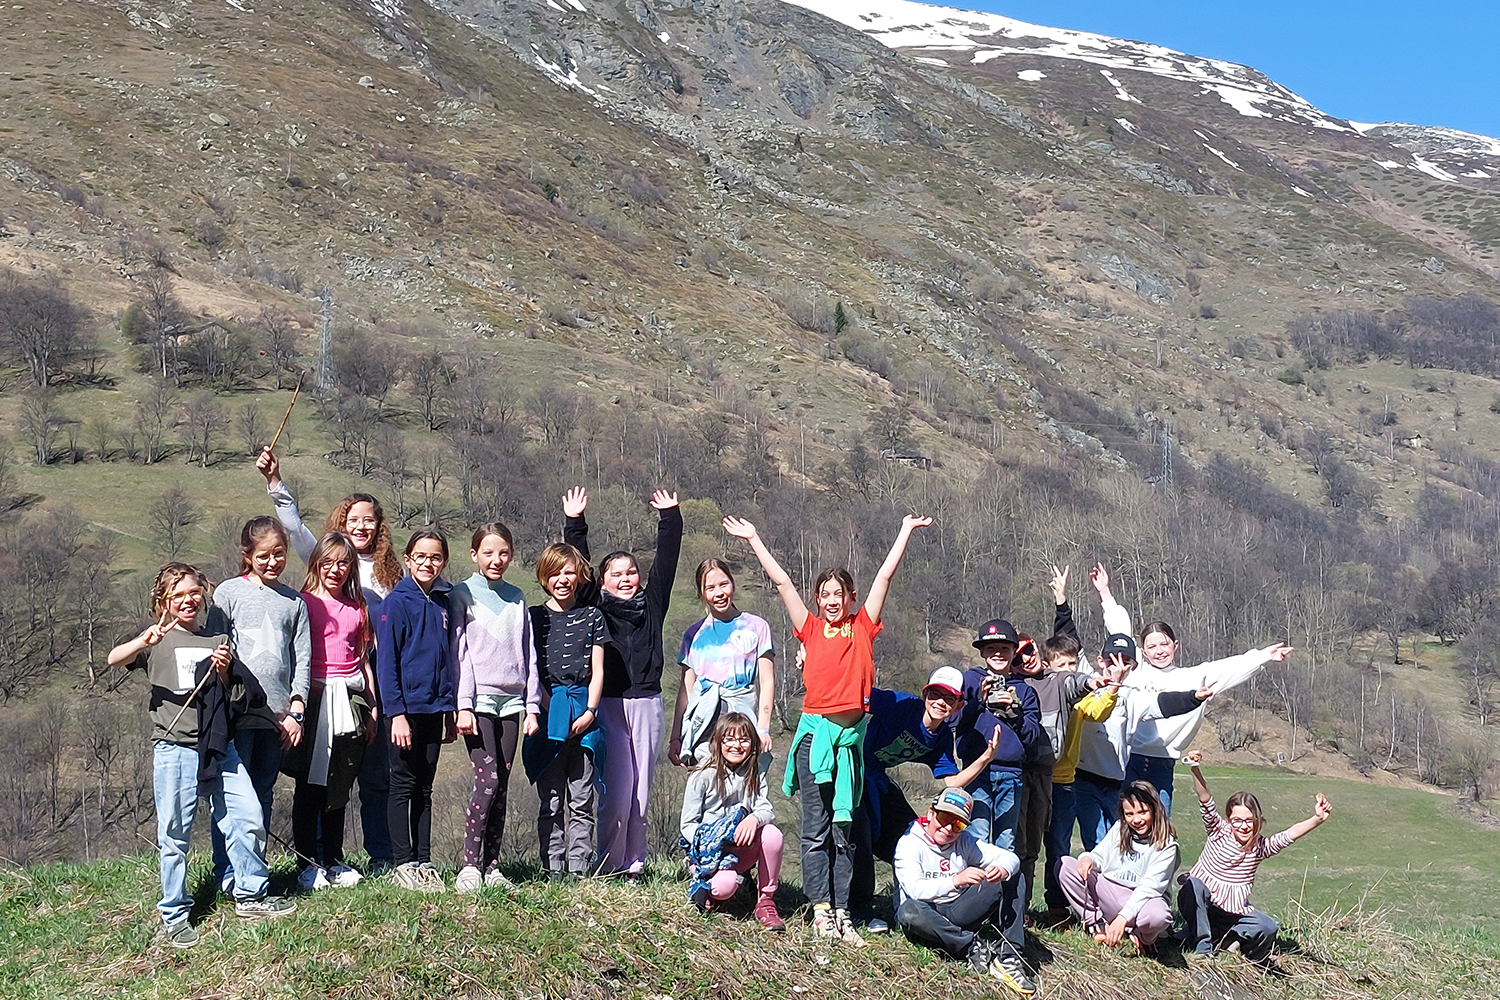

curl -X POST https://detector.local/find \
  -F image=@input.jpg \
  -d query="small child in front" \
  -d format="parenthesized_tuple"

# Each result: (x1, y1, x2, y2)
(893, 788, 1031, 996)
(1178, 749, 1333, 969)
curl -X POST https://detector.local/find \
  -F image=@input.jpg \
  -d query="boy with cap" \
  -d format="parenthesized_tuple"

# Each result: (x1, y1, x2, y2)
(851, 667, 1003, 931)
(893, 787, 1034, 995)
(955, 619, 1042, 849)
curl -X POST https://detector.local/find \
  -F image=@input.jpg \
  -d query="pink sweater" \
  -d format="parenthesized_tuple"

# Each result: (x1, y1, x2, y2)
(302, 591, 367, 683)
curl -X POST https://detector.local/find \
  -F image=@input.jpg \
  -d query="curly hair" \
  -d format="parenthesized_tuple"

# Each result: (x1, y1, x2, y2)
(323, 493, 402, 591)
(150, 562, 209, 615)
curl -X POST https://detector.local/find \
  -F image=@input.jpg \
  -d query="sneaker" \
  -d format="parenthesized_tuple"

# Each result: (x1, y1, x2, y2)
(367, 858, 395, 879)
(165, 920, 200, 950)
(991, 952, 1037, 996)
(966, 939, 997, 977)
(753, 894, 785, 933)
(483, 868, 513, 889)
(812, 907, 838, 938)
(235, 895, 297, 920)
(865, 915, 889, 935)
(297, 865, 330, 892)
(689, 882, 711, 913)
(417, 862, 447, 894)
(390, 862, 424, 891)
(454, 865, 483, 895)
(833, 909, 866, 948)
(326, 862, 364, 888)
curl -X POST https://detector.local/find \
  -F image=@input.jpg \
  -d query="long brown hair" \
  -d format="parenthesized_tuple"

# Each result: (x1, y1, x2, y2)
(698, 712, 760, 801)
(238, 516, 289, 575)
(302, 532, 372, 648)
(1117, 780, 1175, 853)
(1224, 790, 1265, 847)
(324, 493, 402, 590)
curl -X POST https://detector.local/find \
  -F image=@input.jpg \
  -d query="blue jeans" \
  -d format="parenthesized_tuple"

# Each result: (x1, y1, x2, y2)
(968, 769, 1021, 849)
(209, 737, 271, 900)
(211, 728, 282, 889)
(152, 741, 200, 927)
(1125, 753, 1176, 814)
(1072, 770, 1121, 852)
(1043, 780, 1076, 910)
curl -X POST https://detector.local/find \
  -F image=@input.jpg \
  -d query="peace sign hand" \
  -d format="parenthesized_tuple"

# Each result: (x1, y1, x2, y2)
(143, 609, 173, 646)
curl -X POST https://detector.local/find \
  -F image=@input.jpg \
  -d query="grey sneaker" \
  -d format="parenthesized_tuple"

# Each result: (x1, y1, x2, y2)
(417, 862, 447, 894)
(390, 862, 424, 891)
(966, 939, 996, 977)
(454, 865, 483, 895)
(235, 895, 297, 920)
(165, 920, 200, 949)
(991, 951, 1036, 996)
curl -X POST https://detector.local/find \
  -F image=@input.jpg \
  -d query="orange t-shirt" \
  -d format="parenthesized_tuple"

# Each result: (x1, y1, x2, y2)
(795, 607, 881, 715)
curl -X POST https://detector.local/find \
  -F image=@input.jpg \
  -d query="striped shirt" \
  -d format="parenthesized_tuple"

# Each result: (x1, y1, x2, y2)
(1187, 797, 1294, 915)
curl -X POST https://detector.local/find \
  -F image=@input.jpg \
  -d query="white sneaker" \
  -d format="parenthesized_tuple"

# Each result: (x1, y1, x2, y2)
(416, 862, 447, 894)
(390, 861, 424, 891)
(454, 865, 483, 895)
(297, 865, 330, 892)
(812, 907, 839, 938)
(483, 868, 513, 889)
(326, 863, 363, 888)
(834, 909, 867, 948)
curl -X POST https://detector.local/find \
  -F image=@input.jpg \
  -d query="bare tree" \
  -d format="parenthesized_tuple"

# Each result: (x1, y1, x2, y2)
(256, 307, 300, 389)
(375, 427, 413, 527)
(0, 269, 86, 386)
(134, 380, 178, 464)
(149, 486, 198, 558)
(179, 392, 228, 467)
(0, 435, 18, 511)
(137, 269, 185, 381)
(418, 443, 448, 525)
(237, 401, 263, 456)
(85, 413, 115, 462)
(334, 330, 402, 419)
(18, 389, 57, 465)
(408, 350, 454, 431)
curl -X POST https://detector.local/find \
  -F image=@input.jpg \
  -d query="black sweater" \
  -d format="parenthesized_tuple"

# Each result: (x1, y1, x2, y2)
(565, 506, 682, 699)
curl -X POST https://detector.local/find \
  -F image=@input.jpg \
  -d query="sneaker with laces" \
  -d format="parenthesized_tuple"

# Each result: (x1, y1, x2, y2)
(390, 861, 425, 891)
(991, 951, 1037, 996)
(417, 862, 447, 893)
(454, 865, 483, 895)
(367, 858, 395, 879)
(811, 907, 838, 938)
(235, 895, 297, 920)
(483, 868, 513, 889)
(326, 862, 363, 888)
(966, 939, 996, 977)
(165, 920, 200, 950)
(834, 909, 867, 948)
(753, 893, 785, 933)
(297, 865, 330, 892)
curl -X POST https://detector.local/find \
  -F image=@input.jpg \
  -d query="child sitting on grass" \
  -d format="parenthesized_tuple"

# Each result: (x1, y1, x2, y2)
(679, 712, 784, 931)
(1178, 749, 1333, 970)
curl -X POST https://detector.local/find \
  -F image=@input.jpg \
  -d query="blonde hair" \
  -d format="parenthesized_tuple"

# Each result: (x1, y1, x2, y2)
(535, 543, 591, 593)
(150, 562, 209, 615)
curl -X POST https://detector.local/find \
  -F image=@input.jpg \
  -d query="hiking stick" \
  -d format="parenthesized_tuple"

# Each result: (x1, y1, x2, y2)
(267, 373, 302, 453)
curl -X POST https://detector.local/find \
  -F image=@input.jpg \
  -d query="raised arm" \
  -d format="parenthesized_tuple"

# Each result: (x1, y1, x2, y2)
(1091, 563, 1132, 637)
(256, 447, 317, 561)
(646, 490, 683, 616)
(1183, 749, 1213, 806)
(1051, 564, 1081, 644)
(863, 515, 931, 625)
(561, 487, 602, 606)
(723, 516, 809, 632)
(755, 653, 775, 751)
(1282, 793, 1333, 843)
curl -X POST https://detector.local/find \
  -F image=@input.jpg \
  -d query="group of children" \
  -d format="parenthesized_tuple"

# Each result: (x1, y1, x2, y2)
(116, 455, 1331, 989)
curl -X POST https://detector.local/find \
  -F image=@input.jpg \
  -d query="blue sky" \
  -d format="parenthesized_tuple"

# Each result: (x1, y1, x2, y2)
(975, 1, 1500, 137)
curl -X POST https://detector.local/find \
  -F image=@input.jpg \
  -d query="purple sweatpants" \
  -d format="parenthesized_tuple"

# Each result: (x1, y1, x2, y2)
(596, 694, 663, 875)
(709, 822, 783, 899)
(1058, 856, 1172, 945)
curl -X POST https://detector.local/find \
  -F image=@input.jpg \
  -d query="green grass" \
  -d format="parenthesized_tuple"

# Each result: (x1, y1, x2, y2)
(3, 763, 1499, 998)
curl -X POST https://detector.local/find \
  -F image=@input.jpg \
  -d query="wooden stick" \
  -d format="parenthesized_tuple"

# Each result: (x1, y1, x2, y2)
(167, 668, 217, 732)
(266, 373, 303, 454)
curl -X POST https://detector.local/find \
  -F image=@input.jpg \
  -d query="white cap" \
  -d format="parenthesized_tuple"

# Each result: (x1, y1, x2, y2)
(924, 666, 965, 698)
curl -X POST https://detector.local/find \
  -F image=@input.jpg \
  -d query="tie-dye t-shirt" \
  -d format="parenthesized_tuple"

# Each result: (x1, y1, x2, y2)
(679, 612, 774, 694)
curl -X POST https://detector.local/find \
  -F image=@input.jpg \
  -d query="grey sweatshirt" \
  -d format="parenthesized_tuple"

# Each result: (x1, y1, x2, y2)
(209, 575, 312, 725)
(679, 766, 774, 842)
(1080, 821, 1180, 922)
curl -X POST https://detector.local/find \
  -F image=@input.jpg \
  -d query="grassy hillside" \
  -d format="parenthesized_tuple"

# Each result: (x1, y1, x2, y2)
(2, 765, 1497, 999)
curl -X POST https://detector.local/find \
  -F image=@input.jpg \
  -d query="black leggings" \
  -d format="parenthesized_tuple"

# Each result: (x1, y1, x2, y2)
(387, 714, 444, 865)
(462, 714, 520, 870)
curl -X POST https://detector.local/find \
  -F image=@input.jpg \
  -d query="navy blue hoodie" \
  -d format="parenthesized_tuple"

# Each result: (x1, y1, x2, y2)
(375, 575, 457, 718)
(956, 666, 1042, 782)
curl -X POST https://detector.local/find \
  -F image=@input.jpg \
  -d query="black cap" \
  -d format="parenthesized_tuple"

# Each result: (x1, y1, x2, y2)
(973, 619, 1019, 649)
(1101, 633, 1137, 660)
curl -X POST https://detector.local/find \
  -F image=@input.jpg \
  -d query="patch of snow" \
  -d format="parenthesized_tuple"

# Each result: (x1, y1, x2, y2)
(1114, 117, 1136, 135)
(1411, 155, 1457, 182)
(366, 0, 404, 17)
(1016, 68, 1045, 81)
(224, 0, 249, 10)
(1348, 121, 1381, 134)
(1099, 68, 1140, 104)
(786, 0, 1353, 131)
(657, 30, 670, 42)
(1192, 131, 1240, 170)
(534, 53, 597, 97)
(1464, 169, 1492, 179)
(564, 0, 587, 11)
(1292, 186, 1312, 197)
(1374, 159, 1402, 170)
(545, 0, 563, 9)
(914, 56, 949, 65)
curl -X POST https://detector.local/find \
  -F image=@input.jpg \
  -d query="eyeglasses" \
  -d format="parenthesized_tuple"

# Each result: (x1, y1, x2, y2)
(346, 517, 378, 529)
(1227, 816, 1258, 828)
(167, 587, 205, 601)
(408, 553, 445, 566)
(720, 735, 755, 747)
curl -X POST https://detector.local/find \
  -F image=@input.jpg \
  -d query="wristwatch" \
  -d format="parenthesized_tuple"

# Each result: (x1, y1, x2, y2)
(289, 711, 305, 724)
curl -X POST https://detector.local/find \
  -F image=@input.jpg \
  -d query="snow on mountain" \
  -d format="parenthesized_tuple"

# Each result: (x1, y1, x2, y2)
(1353, 122, 1500, 181)
(784, 0, 1354, 131)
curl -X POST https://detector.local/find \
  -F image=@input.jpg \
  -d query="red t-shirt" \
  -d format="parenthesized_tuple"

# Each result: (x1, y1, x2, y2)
(795, 607, 881, 715)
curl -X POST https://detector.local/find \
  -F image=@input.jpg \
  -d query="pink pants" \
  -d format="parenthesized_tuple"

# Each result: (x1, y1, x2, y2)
(1058, 856, 1172, 945)
(709, 823, 783, 900)
(596, 695, 663, 875)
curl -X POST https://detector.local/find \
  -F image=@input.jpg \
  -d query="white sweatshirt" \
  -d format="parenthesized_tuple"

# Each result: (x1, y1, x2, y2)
(893, 818, 1020, 907)
(1080, 821, 1180, 922)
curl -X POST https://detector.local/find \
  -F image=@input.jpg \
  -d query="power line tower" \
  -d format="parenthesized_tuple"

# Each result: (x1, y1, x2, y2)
(316, 286, 333, 390)
(1161, 418, 1174, 487)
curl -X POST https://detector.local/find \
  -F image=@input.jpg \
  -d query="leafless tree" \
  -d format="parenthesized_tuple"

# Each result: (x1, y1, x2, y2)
(408, 350, 454, 431)
(0, 269, 86, 386)
(179, 392, 228, 467)
(18, 388, 58, 465)
(137, 269, 185, 381)
(256, 307, 300, 389)
(85, 413, 115, 462)
(134, 380, 178, 464)
(149, 486, 198, 558)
